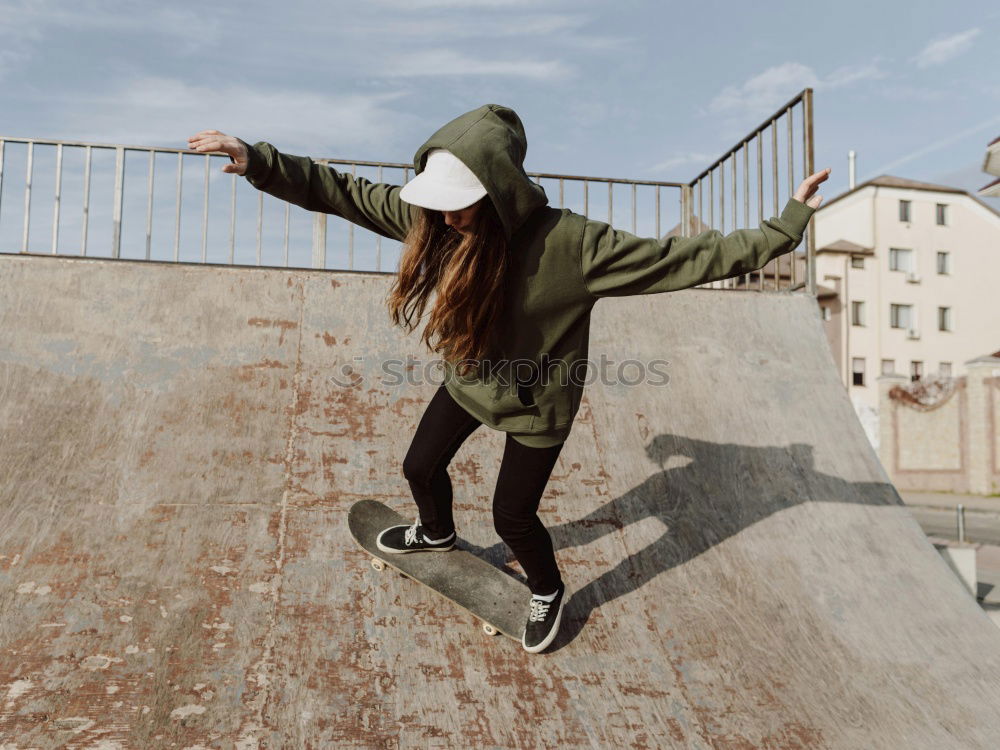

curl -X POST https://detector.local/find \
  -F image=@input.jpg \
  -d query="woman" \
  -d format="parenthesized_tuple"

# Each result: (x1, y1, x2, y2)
(188, 104, 827, 654)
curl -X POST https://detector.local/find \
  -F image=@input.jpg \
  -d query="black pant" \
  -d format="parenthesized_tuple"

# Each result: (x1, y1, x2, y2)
(402, 384, 565, 596)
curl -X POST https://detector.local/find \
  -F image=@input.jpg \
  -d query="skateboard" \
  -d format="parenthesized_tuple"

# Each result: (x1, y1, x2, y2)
(347, 499, 530, 641)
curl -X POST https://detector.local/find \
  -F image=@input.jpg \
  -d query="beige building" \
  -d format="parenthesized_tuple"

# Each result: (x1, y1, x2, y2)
(811, 175, 1000, 445)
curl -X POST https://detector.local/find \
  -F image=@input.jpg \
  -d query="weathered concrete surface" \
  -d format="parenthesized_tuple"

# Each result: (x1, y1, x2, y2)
(2, 253, 1000, 748)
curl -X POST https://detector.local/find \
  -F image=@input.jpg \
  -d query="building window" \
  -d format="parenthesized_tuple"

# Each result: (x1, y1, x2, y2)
(889, 247, 913, 272)
(821, 305, 831, 321)
(851, 256, 865, 269)
(852, 358, 866, 387)
(939, 362, 952, 377)
(936, 203, 947, 225)
(899, 200, 911, 222)
(936, 251, 950, 274)
(851, 300, 865, 326)
(881, 359, 895, 375)
(938, 306, 952, 331)
(910, 361, 923, 382)
(890, 303, 913, 329)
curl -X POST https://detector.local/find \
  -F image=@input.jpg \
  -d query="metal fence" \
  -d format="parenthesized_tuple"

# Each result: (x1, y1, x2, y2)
(0, 89, 814, 292)
(689, 88, 815, 292)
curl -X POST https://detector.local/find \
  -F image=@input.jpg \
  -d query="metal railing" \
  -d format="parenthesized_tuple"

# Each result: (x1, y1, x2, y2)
(0, 89, 814, 292)
(689, 88, 815, 292)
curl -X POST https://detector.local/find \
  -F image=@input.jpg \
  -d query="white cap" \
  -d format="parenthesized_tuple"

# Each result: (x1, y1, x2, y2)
(399, 148, 488, 211)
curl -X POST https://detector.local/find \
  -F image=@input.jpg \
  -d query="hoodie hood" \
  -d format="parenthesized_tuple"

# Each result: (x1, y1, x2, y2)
(410, 104, 548, 239)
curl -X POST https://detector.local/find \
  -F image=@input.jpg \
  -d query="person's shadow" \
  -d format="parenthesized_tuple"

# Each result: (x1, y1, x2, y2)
(461, 432, 901, 651)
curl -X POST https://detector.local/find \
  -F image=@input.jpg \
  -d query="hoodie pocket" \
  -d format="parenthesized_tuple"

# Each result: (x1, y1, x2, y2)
(527, 376, 577, 430)
(517, 383, 535, 407)
(513, 360, 541, 407)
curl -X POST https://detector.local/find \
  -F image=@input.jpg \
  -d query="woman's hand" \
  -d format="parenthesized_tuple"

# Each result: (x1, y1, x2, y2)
(793, 168, 830, 209)
(187, 130, 249, 175)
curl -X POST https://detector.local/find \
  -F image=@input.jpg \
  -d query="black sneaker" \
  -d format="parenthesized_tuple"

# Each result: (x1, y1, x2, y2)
(376, 520, 456, 554)
(522, 583, 567, 653)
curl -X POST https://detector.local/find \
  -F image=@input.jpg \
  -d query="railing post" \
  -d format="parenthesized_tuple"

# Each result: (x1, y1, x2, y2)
(82, 146, 92, 256)
(376, 165, 383, 271)
(787, 112, 795, 290)
(52, 143, 62, 254)
(770, 120, 779, 290)
(348, 164, 356, 269)
(742, 141, 750, 287)
(173, 151, 182, 262)
(655, 186, 660, 239)
(201, 153, 209, 263)
(112, 146, 124, 259)
(145, 150, 155, 260)
(681, 185, 692, 237)
(22, 141, 32, 253)
(282, 202, 290, 267)
(631, 182, 636, 234)
(803, 88, 816, 295)
(756, 133, 763, 290)
(257, 191, 264, 266)
(0, 141, 5, 220)
(719, 158, 725, 234)
(229, 172, 237, 264)
(312, 213, 327, 269)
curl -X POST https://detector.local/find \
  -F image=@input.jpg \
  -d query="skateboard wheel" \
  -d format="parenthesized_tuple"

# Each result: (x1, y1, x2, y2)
(482, 623, 499, 637)
(370, 558, 385, 572)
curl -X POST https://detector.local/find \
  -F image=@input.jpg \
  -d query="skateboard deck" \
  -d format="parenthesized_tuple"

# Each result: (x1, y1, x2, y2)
(347, 499, 530, 641)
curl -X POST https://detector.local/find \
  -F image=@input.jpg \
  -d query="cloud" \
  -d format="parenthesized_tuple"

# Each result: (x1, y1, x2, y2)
(0, 0, 224, 78)
(913, 28, 981, 68)
(47, 77, 421, 156)
(353, 12, 588, 38)
(336, 7, 628, 55)
(0, 0, 45, 77)
(824, 62, 886, 89)
(705, 60, 886, 121)
(0, 47, 29, 79)
(931, 160, 1000, 214)
(865, 113, 1000, 179)
(706, 62, 819, 119)
(645, 152, 716, 176)
(371, 0, 537, 7)
(877, 84, 949, 103)
(380, 49, 572, 81)
(347, 9, 624, 69)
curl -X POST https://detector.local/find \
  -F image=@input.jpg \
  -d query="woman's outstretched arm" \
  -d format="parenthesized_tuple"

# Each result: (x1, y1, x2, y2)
(580, 169, 829, 298)
(186, 130, 412, 242)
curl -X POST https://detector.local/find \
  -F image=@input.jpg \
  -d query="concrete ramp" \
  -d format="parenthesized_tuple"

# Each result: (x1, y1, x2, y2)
(2, 253, 1000, 748)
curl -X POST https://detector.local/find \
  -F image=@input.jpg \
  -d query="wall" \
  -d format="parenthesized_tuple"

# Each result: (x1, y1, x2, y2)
(879, 357, 1000, 494)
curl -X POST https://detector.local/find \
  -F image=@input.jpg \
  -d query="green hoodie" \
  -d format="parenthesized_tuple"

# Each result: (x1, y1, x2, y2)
(238, 104, 815, 448)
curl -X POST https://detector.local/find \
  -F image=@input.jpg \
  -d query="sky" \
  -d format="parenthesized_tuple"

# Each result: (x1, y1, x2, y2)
(0, 0, 997, 267)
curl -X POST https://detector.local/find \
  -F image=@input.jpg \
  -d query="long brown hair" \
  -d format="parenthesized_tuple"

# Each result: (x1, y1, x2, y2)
(387, 197, 509, 377)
